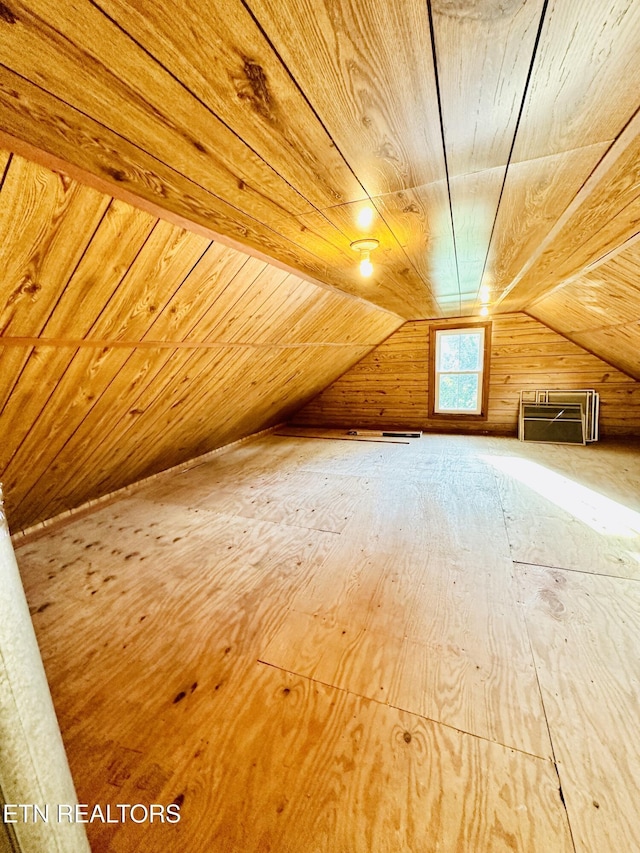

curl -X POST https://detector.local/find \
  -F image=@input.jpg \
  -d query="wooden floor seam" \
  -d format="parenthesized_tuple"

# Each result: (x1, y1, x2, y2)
(256, 657, 556, 765)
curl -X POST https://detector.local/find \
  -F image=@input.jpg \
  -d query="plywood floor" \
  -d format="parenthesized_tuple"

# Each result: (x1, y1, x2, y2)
(14, 432, 640, 852)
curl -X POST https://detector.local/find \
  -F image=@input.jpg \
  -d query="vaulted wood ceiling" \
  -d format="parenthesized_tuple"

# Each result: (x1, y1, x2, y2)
(1, 0, 639, 322)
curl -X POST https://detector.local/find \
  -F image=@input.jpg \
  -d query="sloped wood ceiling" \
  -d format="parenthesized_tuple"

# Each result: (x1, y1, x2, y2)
(0, 0, 639, 325)
(0, 150, 401, 532)
(528, 237, 640, 380)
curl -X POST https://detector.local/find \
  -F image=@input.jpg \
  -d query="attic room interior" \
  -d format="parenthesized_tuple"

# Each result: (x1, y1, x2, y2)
(0, 0, 639, 851)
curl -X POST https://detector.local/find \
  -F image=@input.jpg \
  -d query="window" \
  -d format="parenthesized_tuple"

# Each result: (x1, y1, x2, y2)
(429, 323, 490, 418)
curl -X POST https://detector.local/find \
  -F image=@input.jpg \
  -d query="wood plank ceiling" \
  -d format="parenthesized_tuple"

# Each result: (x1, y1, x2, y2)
(1, 0, 639, 321)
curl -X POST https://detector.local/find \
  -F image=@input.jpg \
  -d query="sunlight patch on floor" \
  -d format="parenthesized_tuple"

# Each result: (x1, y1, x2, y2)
(484, 455, 640, 540)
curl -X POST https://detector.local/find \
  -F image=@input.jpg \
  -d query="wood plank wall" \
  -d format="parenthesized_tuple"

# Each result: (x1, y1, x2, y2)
(294, 313, 640, 436)
(0, 150, 402, 534)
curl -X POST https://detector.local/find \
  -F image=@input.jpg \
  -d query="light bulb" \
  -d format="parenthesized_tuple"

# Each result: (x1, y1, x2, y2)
(360, 256, 373, 277)
(479, 305, 489, 316)
(351, 238, 379, 277)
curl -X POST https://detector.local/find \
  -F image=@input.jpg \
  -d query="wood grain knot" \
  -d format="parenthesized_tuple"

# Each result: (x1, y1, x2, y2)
(0, 2, 16, 24)
(539, 589, 566, 620)
(104, 166, 127, 182)
(7, 276, 41, 305)
(237, 59, 274, 120)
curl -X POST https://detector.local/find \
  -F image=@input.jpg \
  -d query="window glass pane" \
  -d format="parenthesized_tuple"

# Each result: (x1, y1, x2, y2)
(438, 373, 479, 411)
(438, 332, 481, 372)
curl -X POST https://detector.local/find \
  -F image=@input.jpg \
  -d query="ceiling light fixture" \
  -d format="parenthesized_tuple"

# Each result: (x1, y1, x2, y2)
(351, 238, 379, 278)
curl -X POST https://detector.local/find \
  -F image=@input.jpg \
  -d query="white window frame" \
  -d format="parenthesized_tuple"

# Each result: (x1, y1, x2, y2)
(434, 326, 486, 415)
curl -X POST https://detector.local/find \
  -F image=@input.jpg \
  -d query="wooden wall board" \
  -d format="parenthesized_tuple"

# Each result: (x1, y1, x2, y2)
(140, 243, 251, 343)
(180, 256, 273, 342)
(261, 289, 401, 346)
(37, 347, 256, 517)
(85, 222, 211, 342)
(41, 199, 158, 339)
(0, 343, 33, 412)
(0, 154, 110, 337)
(201, 266, 293, 344)
(538, 285, 640, 335)
(151, 345, 375, 459)
(226, 275, 314, 345)
(570, 325, 640, 381)
(517, 564, 640, 853)
(295, 313, 640, 436)
(14, 434, 584, 852)
(3, 346, 133, 520)
(106, 348, 287, 476)
(0, 345, 79, 472)
(0, 146, 402, 533)
(12, 346, 181, 524)
(0, 148, 10, 177)
(25, 343, 374, 530)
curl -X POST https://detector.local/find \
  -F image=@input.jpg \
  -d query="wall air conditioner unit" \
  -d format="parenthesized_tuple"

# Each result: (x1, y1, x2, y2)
(519, 389, 599, 444)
